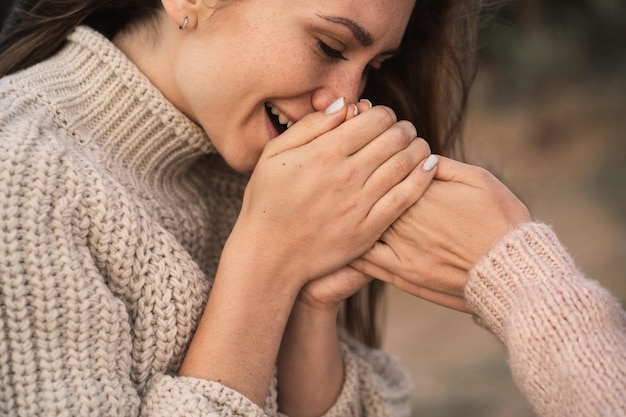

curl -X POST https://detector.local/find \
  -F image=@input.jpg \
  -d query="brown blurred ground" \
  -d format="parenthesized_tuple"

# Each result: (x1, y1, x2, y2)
(383, 59, 626, 417)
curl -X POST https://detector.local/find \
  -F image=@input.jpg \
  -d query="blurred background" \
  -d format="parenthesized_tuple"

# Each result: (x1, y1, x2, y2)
(1, 0, 624, 416)
(384, 1, 626, 416)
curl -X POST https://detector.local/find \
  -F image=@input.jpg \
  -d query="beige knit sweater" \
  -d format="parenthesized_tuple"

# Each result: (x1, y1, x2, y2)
(467, 223, 626, 416)
(1, 26, 624, 417)
(0, 27, 411, 416)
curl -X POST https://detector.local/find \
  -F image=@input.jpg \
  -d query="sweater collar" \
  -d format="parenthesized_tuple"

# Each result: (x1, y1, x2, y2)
(50, 26, 217, 184)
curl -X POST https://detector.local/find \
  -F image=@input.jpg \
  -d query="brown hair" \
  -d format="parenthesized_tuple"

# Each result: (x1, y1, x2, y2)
(345, 1, 484, 348)
(0, 0, 484, 348)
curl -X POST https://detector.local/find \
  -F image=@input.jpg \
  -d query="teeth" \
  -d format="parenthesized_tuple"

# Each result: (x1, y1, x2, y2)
(267, 103, 294, 128)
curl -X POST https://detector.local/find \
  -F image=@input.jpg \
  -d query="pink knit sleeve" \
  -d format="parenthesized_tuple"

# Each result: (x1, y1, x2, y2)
(466, 222, 626, 416)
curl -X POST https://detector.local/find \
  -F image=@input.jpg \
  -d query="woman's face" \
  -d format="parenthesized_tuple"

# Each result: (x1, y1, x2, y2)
(172, 0, 416, 172)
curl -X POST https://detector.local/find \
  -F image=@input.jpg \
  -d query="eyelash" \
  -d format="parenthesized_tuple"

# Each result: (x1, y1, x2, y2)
(317, 40, 348, 61)
(316, 40, 383, 77)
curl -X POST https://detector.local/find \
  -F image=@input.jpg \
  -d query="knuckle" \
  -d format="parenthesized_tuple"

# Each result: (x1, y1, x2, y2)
(473, 166, 496, 184)
(384, 122, 414, 149)
(396, 120, 418, 139)
(384, 191, 408, 214)
(370, 106, 397, 127)
(415, 137, 432, 155)
(391, 152, 415, 174)
(335, 164, 359, 187)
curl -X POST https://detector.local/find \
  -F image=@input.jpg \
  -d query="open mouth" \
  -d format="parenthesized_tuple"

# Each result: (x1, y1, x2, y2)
(265, 103, 294, 135)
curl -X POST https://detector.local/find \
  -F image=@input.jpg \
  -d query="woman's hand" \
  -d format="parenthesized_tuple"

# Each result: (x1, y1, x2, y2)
(181, 101, 435, 406)
(226, 101, 434, 293)
(351, 157, 531, 312)
(276, 101, 437, 417)
(277, 266, 371, 417)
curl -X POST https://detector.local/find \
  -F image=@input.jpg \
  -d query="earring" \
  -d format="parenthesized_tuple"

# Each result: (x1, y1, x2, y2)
(179, 16, 189, 31)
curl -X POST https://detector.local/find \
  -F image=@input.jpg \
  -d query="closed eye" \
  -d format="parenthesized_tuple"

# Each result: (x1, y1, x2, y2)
(317, 40, 348, 61)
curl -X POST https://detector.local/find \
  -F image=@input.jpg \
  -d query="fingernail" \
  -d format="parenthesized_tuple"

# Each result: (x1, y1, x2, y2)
(325, 97, 345, 115)
(359, 98, 373, 108)
(423, 154, 439, 172)
(351, 104, 359, 116)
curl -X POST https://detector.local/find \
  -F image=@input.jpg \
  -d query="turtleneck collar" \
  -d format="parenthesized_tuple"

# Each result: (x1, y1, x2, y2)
(32, 26, 217, 187)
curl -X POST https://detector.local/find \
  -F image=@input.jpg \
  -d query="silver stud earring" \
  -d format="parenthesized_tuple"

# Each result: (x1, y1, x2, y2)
(179, 16, 189, 31)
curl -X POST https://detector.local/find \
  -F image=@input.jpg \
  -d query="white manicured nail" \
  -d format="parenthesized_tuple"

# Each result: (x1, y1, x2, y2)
(351, 104, 359, 116)
(325, 97, 345, 115)
(359, 98, 373, 108)
(423, 154, 439, 172)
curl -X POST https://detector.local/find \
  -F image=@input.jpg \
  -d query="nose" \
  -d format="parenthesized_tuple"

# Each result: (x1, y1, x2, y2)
(311, 66, 366, 112)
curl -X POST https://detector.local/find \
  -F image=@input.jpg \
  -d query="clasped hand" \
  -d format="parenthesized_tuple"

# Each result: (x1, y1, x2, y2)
(352, 156, 531, 312)
(224, 101, 436, 299)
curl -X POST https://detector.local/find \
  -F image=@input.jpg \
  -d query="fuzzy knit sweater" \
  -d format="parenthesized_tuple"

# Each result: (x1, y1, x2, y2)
(0, 27, 412, 416)
(1, 26, 625, 417)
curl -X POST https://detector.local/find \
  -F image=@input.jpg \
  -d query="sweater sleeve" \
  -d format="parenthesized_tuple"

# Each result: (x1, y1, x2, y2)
(0, 100, 277, 416)
(311, 332, 413, 417)
(466, 222, 626, 417)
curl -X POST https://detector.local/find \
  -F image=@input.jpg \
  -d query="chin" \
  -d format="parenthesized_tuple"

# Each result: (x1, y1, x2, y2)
(221, 150, 260, 174)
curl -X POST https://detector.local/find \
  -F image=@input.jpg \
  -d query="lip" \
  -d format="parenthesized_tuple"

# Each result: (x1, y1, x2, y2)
(265, 102, 298, 138)
(264, 104, 281, 140)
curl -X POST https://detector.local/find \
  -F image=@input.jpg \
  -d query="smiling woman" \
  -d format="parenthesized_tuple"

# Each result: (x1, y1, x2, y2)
(6, 1, 622, 417)
(0, 0, 483, 415)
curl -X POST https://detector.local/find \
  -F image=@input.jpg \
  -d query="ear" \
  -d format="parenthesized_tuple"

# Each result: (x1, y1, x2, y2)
(161, 0, 221, 30)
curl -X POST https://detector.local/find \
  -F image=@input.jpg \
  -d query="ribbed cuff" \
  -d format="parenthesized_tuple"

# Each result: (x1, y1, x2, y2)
(465, 222, 578, 341)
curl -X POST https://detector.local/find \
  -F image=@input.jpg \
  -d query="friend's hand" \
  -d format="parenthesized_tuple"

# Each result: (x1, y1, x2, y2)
(351, 157, 531, 312)
(224, 101, 435, 294)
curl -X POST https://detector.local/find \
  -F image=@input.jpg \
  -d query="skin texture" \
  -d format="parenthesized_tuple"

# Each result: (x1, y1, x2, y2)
(352, 157, 532, 313)
(110, 0, 421, 412)
(116, 0, 415, 173)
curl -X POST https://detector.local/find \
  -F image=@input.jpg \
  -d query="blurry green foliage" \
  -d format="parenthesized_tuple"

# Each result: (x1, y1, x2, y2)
(480, 0, 626, 98)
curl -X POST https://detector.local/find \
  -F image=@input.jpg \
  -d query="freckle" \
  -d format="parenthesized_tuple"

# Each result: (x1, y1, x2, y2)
(282, 163, 285, 166)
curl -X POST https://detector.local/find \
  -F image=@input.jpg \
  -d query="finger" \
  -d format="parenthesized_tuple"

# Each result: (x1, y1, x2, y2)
(315, 106, 398, 156)
(343, 103, 360, 122)
(356, 239, 467, 298)
(343, 99, 375, 120)
(364, 151, 438, 234)
(351, 121, 419, 176)
(351, 261, 470, 313)
(358, 98, 374, 110)
(266, 97, 350, 155)
(399, 283, 471, 313)
(359, 135, 430, 190)
(356, 99, 373, 114)
(332, 265, 374, 289)
(433, 156, 487, 186)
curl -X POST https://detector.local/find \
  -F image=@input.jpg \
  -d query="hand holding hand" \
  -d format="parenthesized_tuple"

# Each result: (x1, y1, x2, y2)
(352, 157, 531, 312)
(224, 100, 435, 293)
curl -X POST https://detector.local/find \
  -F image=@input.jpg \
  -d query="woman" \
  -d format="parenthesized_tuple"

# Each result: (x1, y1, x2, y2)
(1, 2, 624, 417)
(0, 0, 464, 415)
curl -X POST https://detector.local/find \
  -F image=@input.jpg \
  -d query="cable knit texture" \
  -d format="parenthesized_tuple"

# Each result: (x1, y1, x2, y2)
(0, 26, 412, 416)
(466, 222, 626, 417)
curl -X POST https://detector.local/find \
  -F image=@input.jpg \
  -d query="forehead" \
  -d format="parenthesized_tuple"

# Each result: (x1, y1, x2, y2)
(312, 0, 416, 43)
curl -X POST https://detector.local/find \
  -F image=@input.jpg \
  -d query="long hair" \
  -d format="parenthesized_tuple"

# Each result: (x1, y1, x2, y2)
(0, 0, 485, 348)
(0, 0, 161, 77)
(344, 1, 484, 348)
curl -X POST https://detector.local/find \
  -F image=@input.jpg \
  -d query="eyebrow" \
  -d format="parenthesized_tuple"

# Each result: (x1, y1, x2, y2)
(317, 14, 401, 56)
(317, 14, 373, 47)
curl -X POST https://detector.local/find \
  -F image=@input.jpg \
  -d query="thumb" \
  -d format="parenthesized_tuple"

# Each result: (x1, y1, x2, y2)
(266, 97, 349, 155)
(433, 156, 485, 186)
